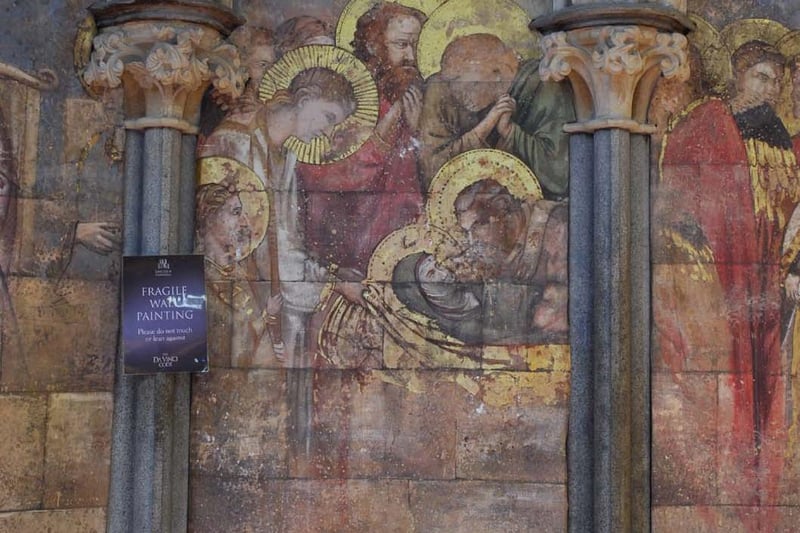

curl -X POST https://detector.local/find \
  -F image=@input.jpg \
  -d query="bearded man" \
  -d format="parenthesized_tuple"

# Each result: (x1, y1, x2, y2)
(453, 179, 568, 343)
(659, 39, 800, 505)
(393, 178, 568, 345)
(297, 2, 426, 273)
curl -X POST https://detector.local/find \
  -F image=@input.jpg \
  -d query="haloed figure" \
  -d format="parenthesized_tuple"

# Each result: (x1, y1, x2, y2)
(454, 179, 568, 343)
(195, 183, 252, 267)
(297, 2, 427, 274)
(420, 33, 574, 196)
(660, 40, 800, 505)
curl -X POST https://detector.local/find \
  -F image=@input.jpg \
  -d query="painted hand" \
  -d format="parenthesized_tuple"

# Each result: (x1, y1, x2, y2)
(76, 222, 120, 255)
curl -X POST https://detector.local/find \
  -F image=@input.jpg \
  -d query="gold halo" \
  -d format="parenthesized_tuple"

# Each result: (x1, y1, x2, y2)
(196, 156, 269, 260)
(427, 148, 542, 231)
(335, 0, 446, 52)
(688, 14, 729, 95)
(417, 0, 539, 80)
(719, 19, 792, 133)
(720, 18, 790, 56)
(367, 223, 463, 282)
(777, 30, 800, 62)
(258, 44, 379, 164)
(777, 30, 800, 136)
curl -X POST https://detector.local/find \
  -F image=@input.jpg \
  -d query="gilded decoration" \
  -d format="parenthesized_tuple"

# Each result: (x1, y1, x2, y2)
(196, 157, 269, 263)
(258, 44, 379, 163)
(192, 0, 573, 377)
(426, 148, 542, 232)
(416, 0, 540, 80)
(319, 147, 565, 370)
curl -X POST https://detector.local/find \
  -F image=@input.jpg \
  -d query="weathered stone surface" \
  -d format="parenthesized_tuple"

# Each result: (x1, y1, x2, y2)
(13, 195, 122, 283)
(191, 369, 289, 479)
(43, 393, 112, 508)
(653, 505, 800, 532)
(1, 277, 116, 392)
(280, 479, 412, 533)
(0, 394, 46, 511)
(231, 280, 284, 369)
(301, 370, 456, 480)
(715, 373, 759, 506)
(191, 477, 413, 533)
(778, 429, 800, 506)
(410, 481, 566, 532)
(455, 371, 568, 483)
(189, 475, 283, 532)
(652, 372, 718, 505)
(0, 508, 106, 532)
(12, 198, 85, 279)
(205, 280, 233, 368)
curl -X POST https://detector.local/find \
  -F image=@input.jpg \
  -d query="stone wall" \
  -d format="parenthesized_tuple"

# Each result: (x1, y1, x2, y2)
(188, 0, 571, 530)
(3, 0, 800, 532)
(0, 2, 120, 530)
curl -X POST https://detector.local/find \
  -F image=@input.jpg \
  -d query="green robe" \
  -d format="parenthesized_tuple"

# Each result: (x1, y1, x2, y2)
(419, 59, 575, 198)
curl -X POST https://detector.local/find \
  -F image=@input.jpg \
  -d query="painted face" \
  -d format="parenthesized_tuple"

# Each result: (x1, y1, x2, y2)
(247, 45, 277, 89)
(453, 60, 517, 112)
(417, 254, 455, 284)
(294, 98, 350, 142)
(208, 194, 251, 259)
(382, 14, 421, 68)
(736, 60, 783, 110)
(457, 193, 522, 268)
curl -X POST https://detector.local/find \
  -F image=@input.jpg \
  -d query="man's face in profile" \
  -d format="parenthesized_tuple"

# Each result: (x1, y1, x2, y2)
(210, 194, 251, 259)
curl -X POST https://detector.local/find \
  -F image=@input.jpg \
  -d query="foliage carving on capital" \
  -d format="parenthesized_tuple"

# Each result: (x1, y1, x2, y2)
(654, 31, 689, 80)
(539, 32, 579, 80)
(83, 30, 143, 89)
(82, 23, 245, 131)
(593, 26, 645, 75)
(540, 25, 689, 132)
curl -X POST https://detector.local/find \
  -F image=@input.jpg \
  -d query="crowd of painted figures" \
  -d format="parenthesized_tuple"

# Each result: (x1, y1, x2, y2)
(194, 0, 575, 369)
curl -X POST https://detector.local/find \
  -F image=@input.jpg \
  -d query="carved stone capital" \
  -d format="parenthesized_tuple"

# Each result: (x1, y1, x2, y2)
(539, 25, 688, 133)
(81, 7, 244, 133)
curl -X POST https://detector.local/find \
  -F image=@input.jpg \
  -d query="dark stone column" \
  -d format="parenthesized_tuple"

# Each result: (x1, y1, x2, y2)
(533, 6, 691, 531)
(80, 2, 243, 530)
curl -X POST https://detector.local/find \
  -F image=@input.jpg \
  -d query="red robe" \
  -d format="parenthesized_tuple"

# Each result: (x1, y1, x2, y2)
(297, 96, 423, 273)
(660, 98, 799, 504)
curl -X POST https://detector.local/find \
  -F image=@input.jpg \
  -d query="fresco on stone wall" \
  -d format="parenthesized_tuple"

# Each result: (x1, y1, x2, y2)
(190, 0, 572, 529)
(653, 15, 800, 531)
(196, 0, 573, 365)
(0, 80, 22, 377)
(0, 61, 121, 392)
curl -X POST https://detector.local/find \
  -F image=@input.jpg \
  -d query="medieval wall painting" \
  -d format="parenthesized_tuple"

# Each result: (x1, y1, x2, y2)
(190, 0, 573, 529)
(0, 47, 115, 520)
(0, 65, 122, 394)
(652, 13, 800, 531)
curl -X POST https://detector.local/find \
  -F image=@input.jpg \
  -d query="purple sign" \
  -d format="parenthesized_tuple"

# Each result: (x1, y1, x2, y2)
(122, 255, 208, 374)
